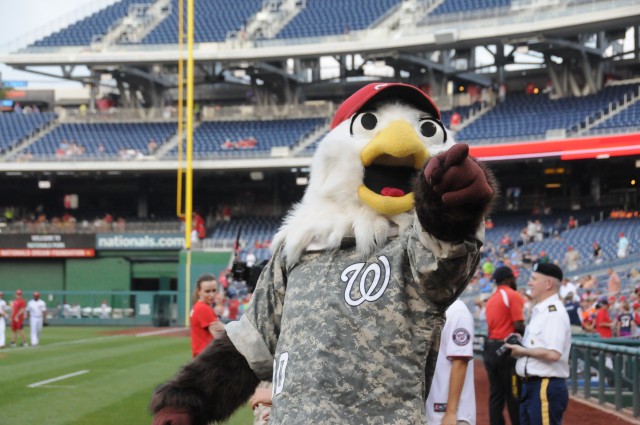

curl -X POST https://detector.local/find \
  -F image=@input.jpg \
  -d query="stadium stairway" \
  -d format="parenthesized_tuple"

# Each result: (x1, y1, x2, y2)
(240, 0, 305, 41)
(153, 121, 202, 159)
(577, 83, 640, 136)
(289, 120, 330, 156)
(1, 116, 61, 161)
(96, 0, 172, 47)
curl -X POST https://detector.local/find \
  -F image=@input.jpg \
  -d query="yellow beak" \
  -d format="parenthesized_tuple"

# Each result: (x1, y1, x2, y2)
(358, 120, 429, 216)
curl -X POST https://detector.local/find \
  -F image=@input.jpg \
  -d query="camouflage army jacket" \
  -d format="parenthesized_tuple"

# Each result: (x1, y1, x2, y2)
(227, 218, 482, 425)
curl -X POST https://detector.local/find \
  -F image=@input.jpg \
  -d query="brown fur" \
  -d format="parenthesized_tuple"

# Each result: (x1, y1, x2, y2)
(414, 157, 497, 242)
(150, 331, 260, 425)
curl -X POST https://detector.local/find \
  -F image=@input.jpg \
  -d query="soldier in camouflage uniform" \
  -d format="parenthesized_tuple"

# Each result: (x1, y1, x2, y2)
(151, 83, 496, 425)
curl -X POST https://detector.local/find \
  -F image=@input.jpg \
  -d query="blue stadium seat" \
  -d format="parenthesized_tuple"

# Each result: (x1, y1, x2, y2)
(142, 0, 262, 44)
(0, 112, 57, 152)
(33, 0, 155, 47)
(275, 0, 400, 39)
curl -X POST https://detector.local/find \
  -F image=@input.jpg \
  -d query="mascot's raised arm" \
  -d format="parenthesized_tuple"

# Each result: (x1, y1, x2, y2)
(151, 82, 497, 425)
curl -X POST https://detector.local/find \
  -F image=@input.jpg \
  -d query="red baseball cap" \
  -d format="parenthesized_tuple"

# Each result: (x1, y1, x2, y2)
(633, 302, 640, 309)
(330, 82, 440, 129)
(16, 289, 23, 295)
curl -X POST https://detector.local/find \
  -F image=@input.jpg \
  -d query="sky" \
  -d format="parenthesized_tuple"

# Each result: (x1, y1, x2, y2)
(0, 0, 102, 87)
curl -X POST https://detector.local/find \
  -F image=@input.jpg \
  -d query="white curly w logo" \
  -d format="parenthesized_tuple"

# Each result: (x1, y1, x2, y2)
(340, 255, 391, 306)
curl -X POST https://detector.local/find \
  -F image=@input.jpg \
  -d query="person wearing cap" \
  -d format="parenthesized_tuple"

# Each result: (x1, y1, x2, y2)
(150, 82, 497, 425)
(505, 263, 571, 425)
(0, 291, 6, 348)
(10, 289, 27, 347)
(26, 291, 47, 346)
(483, 266, 524, 425)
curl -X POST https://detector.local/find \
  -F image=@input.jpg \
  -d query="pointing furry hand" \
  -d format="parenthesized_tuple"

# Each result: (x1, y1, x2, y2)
(423, 143, 493, 207)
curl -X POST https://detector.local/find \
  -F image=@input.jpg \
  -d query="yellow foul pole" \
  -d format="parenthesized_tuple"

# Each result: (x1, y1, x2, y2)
(183, 0, 195, 326)
(176, 0, 185, 219)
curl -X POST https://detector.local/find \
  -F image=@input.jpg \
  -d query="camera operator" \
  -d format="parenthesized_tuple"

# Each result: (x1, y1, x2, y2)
(483, 266, 524, 425)
(505, 263, 571, 425)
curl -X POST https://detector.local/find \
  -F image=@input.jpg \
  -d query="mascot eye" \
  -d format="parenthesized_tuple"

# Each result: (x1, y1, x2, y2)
(419, 119, 447, 144)
(360, 113, 378, 130)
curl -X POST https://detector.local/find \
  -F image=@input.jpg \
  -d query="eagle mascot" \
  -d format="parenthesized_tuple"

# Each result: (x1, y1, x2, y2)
(151, 82, 496, 425)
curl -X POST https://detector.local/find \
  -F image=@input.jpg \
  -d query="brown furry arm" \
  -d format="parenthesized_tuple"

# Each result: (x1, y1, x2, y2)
(150, 331, 260, 425)
(414, 144, 497, 242)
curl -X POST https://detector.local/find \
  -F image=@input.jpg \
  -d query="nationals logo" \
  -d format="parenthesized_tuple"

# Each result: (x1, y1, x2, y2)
(340, 255, 391, 306)
(452, 328, 471, 346)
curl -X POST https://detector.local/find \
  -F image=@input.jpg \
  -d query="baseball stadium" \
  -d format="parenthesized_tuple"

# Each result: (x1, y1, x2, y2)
(0, 0, 639, 424)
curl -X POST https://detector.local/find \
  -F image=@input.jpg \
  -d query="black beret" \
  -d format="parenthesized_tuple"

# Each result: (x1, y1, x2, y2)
(492, 266, 515, 283)
(532, 262, 563, 281)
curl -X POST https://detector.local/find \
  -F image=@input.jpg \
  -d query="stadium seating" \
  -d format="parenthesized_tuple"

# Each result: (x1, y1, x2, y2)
(427, 0, 511, 17)
(170, 118, 326, 157)
(456, 85, 639, 143)
(0, 112, 57, 152)
(590, 99, 640, 134)
(142, 0, 262, 44)
(209, 216, 281, 262)
(275, 0, 400, 39)
(28, 122, 176, 157)
(33, 0, 155, 47)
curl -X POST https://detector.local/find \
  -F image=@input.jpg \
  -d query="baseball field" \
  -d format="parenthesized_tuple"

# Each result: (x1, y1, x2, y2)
(0, 326, 254, 425)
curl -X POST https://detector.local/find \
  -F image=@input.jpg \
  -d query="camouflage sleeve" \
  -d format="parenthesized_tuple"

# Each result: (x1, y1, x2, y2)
(226, 246, 287, 380)
(406, 215, 483, 309)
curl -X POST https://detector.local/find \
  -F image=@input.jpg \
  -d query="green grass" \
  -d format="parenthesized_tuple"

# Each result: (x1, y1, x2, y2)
(0, 326, 255, 425)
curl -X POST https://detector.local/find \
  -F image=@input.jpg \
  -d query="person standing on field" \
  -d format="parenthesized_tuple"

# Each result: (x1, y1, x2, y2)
(0, 291, 6, 348)
(190, 274, 225, 357)
(26, 291, 47, 346)
(10, 289, 27, 347)
(425, 299, 476, 424)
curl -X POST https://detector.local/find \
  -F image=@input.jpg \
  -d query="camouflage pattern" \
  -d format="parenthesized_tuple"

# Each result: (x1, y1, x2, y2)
(226, 217, 482, 424)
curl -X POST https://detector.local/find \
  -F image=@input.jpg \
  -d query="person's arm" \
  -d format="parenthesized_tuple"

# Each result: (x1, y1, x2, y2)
(505, 344, 561, 362)
(513, 320, 525, 335)
(441, 358, 470, 425)
(208, 320, 225, 336)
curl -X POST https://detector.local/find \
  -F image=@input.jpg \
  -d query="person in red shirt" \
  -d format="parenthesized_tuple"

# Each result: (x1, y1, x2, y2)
(190, 274, 224, 357)
(594, 296, 614, 338)
(10, 289, 27, 347)
(483, 266, 525, 425)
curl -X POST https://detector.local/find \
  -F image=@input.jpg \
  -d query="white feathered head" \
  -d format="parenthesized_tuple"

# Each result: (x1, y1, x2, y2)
(273, 83, 456, 264)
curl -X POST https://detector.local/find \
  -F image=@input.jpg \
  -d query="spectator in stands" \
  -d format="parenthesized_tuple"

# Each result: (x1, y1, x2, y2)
(592, 241, 603, 264)
(559, 278, 579, 302)
(607, 268, 621, 295)
(449, 111, 462, 131)
(580, 298, 596, 333)
(246, 251, 256, 268)
(633, 302, 640, 336)
(581, 274, 597, 290)
(482, 258, 495, 279)
(485, 218, 494, 229)
(147, 139, 159, 155)
(616, 301, 636, 337)
(562, 246, 580, 271)
(594, 296, 614, 338)
(564, 293, 584, 334)
(617, 232, 629, 258)
(526, 220, 536, 243)
(533, 219, 543, 242)
(537, 251, 550, 264)
(96, 143, 106, 156)
(99, 300, 110, 319)
(567, 215, 577, 229)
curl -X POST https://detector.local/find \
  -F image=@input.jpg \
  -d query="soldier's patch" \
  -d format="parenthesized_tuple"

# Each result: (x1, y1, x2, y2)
(433, 403, 447, 412)
(549, 305, 557, 312)
(452, 328, 471, 346)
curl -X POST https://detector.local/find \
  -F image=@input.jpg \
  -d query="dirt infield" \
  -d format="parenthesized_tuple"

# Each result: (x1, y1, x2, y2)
(474, 359, 640, 424)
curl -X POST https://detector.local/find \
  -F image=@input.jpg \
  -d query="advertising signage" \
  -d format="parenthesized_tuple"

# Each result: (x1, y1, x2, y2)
(0, 234, 95, 258)
(96, 234, 185, 250)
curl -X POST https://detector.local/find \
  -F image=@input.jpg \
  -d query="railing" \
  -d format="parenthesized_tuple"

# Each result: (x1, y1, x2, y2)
(570, 337, 640, 417)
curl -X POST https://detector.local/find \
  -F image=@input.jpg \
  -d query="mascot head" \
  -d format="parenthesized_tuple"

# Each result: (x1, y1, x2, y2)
(273, 83, 456, 263)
